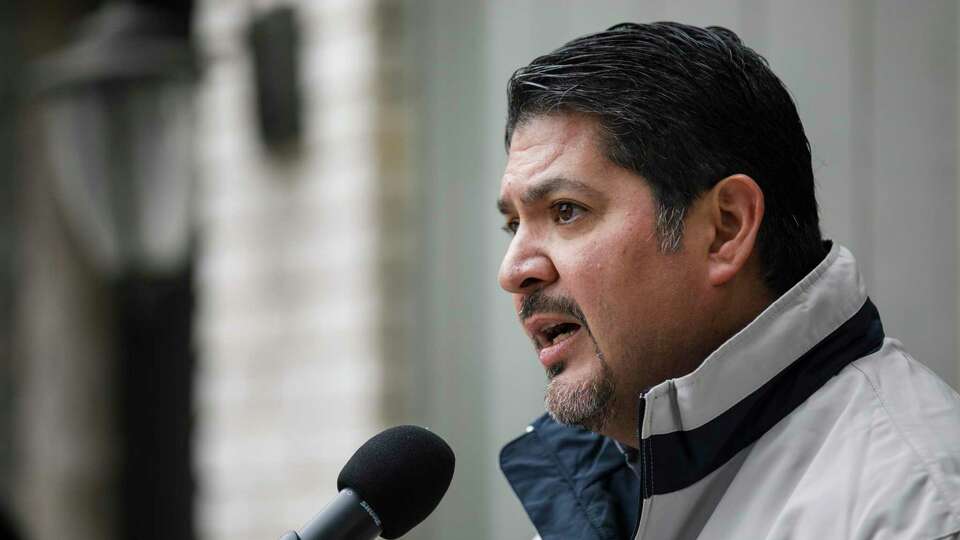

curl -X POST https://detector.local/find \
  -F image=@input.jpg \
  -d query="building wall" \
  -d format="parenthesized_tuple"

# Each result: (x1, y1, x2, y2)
(193, 1, 395, 538)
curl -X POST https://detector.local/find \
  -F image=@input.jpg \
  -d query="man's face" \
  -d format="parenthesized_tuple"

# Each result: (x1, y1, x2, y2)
(497, 113, 712, 438)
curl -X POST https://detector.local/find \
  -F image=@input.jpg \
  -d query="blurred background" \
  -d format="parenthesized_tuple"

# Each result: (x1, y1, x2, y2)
(0, 1, 957, 539)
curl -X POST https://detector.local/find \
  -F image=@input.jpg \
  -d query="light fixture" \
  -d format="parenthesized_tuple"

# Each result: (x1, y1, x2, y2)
(32, 1, 197, 277)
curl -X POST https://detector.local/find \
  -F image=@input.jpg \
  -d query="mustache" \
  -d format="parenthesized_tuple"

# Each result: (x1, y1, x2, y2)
(519, 291, 588, 328)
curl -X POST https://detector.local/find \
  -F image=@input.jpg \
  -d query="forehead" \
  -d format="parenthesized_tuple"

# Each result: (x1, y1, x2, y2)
(500, 114, 610, 195)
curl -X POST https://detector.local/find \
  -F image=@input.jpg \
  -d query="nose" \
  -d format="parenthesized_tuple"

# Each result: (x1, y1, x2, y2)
(498, 232, 559, 294)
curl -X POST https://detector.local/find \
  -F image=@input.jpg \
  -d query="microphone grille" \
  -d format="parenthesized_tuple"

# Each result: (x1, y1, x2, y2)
(337, 425, 455, 539)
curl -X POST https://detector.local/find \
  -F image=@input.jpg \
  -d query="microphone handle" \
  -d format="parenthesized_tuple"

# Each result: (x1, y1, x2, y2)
(281, 489, 382, 540)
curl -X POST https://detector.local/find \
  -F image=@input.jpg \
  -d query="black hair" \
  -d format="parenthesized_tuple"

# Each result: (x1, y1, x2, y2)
(505, 22, 824, 294)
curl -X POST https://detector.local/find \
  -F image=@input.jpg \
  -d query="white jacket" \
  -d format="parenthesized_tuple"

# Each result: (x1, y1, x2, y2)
(634, 243, 960, 539)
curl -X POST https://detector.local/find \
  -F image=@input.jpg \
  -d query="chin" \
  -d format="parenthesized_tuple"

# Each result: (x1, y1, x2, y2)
(544, 358, 616, 432)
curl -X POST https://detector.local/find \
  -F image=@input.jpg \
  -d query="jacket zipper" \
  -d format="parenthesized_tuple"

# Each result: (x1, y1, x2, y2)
(632, 395, 647, 539)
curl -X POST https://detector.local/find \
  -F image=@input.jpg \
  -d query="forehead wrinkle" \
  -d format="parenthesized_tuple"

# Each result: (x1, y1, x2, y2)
(498, 140, 570, 215)
(498, 115, 601, 215)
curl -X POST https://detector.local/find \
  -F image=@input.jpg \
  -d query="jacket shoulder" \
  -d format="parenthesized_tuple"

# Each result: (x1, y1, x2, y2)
(686, 340, 960, 539)
(843, 340, 960, 533)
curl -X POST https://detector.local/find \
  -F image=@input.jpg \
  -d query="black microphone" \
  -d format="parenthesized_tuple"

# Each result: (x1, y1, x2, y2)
(279, 425, 456, 540)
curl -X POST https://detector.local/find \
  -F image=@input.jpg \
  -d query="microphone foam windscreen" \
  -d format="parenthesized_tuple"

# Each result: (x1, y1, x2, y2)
(337, 425, 455, 539)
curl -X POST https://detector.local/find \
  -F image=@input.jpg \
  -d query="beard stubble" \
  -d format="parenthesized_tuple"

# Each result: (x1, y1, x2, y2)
(544, 346, 617, 432)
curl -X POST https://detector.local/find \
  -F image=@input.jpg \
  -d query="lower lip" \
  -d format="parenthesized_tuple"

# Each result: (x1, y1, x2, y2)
(538, 328, 584, 369)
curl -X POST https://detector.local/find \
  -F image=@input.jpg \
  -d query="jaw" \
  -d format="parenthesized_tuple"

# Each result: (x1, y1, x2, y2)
(544, 345, 617, 433)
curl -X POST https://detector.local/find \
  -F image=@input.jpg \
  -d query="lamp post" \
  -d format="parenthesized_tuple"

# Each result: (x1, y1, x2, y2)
(30, 3, 197, 540)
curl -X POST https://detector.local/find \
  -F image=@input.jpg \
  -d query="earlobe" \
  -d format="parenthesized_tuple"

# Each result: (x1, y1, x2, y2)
(707, 175, 764, 287)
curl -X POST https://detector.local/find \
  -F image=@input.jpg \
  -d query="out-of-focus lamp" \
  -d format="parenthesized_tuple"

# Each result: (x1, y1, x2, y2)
(32, 2, 196, 277)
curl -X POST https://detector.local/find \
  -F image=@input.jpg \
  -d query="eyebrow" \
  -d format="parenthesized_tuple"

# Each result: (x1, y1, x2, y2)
(496, 176, 603, 215)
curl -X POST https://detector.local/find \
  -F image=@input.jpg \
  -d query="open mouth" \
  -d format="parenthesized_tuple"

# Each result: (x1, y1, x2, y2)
(539, 322, 582, 349)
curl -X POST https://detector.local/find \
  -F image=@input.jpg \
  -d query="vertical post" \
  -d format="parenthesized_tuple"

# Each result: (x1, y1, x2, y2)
(116, 271, 195, 540)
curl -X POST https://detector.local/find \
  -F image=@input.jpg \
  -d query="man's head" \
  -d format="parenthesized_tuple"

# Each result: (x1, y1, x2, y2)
(496, 23, 824, 445)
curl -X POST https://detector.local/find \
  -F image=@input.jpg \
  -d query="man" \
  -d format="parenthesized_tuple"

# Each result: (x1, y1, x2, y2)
(496, 22, 960, 540)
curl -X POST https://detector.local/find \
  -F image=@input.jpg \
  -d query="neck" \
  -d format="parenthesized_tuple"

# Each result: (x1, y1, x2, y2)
(605, 274, 776, 448)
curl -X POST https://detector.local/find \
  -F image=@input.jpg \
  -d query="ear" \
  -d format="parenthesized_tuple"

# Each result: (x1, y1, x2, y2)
(706, 174, 764, 287)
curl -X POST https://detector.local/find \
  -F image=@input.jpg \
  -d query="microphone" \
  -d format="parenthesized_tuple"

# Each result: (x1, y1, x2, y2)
(280, 425, 456, 540)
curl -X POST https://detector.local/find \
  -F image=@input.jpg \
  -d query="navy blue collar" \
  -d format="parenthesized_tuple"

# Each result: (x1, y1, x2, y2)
(500, 414, 641, 540)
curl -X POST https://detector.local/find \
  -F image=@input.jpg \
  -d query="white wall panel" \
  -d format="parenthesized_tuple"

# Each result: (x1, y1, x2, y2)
(763, 1, 857, 252)
(869, 0, 957, 384)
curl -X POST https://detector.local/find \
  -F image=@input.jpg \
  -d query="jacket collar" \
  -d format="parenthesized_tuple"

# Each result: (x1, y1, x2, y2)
(637, 242, 884, 497)
(500, 414, 641, 540)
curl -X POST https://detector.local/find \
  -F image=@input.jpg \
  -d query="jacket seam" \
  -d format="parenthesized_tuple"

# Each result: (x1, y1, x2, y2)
(850, 360, 960, 525)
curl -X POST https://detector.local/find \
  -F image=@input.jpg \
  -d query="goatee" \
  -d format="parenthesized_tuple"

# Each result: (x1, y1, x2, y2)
(544, 356, 616, 432)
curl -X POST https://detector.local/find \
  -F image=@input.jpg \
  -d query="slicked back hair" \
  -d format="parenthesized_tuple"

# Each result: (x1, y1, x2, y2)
(505, 22, 824, 295)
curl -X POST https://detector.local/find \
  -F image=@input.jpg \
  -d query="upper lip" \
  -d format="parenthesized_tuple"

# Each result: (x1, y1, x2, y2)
(523, 314, 583, 349)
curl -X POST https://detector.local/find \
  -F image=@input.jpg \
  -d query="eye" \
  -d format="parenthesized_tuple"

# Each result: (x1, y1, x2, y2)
(502, 218, 519, 236)
(553, 201, 585, 224)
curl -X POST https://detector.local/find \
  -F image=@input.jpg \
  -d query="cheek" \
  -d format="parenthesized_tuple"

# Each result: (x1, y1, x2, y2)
(564, 242, 644, 325)
(564, 244, 607, 296)
(577, 238, 656, 296)
(569, 238, 687, 341)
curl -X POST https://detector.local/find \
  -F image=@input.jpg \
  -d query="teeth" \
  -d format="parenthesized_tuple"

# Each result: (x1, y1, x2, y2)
(537, 323, 580, 348)
(550, 330, 576, 346)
